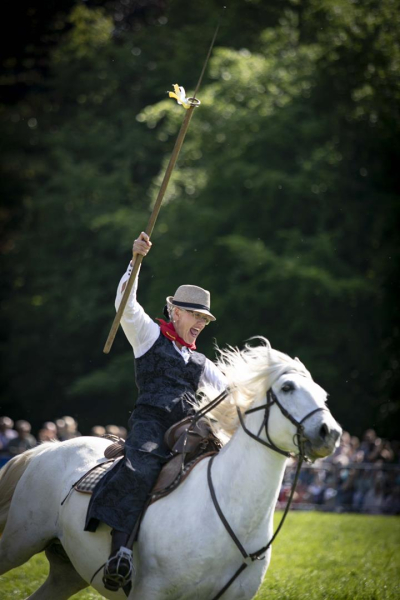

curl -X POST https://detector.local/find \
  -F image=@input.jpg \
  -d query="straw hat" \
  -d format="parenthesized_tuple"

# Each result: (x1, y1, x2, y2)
(166, 285, 216, 321)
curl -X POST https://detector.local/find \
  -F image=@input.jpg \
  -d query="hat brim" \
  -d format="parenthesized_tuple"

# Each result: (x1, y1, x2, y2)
(166, 296, 216, 321)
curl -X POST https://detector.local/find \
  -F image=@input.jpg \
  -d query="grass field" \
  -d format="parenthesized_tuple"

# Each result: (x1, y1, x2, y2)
(1, 512, 399, 599)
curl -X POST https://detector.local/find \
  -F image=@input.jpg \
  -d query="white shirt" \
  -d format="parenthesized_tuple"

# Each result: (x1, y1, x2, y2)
(115, 264, 227, 392)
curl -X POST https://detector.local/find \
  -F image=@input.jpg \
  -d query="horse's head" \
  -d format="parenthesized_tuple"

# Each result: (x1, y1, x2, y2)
(260, 371, 341, 461)
(200, 340, 342, 461)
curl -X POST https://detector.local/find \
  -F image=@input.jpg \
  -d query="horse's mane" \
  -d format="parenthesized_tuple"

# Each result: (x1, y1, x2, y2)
(198, 337, 312, 438)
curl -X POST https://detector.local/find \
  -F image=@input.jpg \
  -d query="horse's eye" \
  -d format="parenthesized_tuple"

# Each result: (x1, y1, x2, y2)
(282, 382, 294, 393)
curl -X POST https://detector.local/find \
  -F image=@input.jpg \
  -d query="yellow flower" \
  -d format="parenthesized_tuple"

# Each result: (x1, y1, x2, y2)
(168, 84, 192, 109)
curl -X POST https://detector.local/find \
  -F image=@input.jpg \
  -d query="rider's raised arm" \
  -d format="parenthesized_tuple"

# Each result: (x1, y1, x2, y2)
(115, 232, 159, 358)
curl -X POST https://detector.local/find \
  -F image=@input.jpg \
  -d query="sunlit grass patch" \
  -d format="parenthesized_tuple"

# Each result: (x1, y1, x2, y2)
(255, 512, 400, 600)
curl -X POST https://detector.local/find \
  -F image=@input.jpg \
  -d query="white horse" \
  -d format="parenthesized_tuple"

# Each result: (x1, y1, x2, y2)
(0, 340, 341, 600)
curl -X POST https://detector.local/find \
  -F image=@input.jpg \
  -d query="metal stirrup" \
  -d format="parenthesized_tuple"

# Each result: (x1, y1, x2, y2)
(103, 546, 134, 589)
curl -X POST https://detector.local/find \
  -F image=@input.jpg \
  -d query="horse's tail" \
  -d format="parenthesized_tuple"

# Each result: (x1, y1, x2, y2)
(0, 443, 54, 532)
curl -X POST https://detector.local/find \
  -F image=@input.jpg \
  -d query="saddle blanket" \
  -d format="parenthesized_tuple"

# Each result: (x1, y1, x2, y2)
(71, 426, 220, 501)
(74, 459, 120, 494)
(72, 453, 214, 501)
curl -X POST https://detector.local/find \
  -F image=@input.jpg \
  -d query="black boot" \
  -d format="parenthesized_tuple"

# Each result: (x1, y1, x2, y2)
(103, 530, 134, 592)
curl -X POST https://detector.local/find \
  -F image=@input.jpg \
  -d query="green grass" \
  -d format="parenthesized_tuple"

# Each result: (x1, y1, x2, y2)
(255, 512, 400, 600)
(1, 512, 399, 599)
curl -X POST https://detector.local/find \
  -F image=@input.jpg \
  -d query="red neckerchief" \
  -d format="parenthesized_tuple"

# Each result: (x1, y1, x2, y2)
(156, 319, 196, 350)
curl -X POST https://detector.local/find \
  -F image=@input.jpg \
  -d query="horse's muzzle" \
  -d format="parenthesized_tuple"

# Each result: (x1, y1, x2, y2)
(303, 415, 342, 460)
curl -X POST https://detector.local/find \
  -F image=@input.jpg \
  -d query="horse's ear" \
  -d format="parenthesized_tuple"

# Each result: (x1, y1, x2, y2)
(294, 357, 300, 362)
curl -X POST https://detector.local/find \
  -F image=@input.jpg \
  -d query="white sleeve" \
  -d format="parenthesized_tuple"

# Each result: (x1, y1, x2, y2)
(200, 358, 228, 393)
(115, 262, 160, 358)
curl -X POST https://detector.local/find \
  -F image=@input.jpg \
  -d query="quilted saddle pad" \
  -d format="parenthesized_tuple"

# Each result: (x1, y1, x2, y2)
(74, 458, 121, 494)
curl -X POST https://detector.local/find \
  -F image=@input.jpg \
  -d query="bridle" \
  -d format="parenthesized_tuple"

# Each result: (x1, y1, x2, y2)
(204, 379, 329, 600)
(237, 386, 328, 460)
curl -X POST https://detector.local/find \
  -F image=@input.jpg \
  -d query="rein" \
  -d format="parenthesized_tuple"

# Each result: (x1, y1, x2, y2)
(202, 385, 328, 600)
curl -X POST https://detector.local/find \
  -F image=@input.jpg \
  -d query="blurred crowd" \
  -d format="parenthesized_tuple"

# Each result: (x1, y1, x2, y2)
(1, 416, 399, 515)
(0, 415, 126, 463)
(280, 429, 400, 515)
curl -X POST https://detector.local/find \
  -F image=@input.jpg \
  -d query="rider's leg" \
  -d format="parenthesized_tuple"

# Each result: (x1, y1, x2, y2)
(89, 406, 180, 591)
(102, 529, 133, 592)
(102, 448, 165, 591)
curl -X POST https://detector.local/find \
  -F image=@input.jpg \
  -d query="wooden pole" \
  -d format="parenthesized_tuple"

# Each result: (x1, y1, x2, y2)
(103, 103, 198, 354)
(103, 16, 222, 354)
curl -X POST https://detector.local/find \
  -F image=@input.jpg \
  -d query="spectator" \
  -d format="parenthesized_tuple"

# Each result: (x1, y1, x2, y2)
(105, 424, 121, 438)
(43, 421, 58, 438)
(359, 428, 378, 462)
(0, 416, 18, 454)
(335, 468, 357, 512)
(331, 430, 353, 467)
(7, 420, 37, 456)
(118, 426, 127, 439)
(378, 440, 395, 463)
(57, 416, 81, 441)
(362, 478, 385, 514)
(37, 423, 58, 443)
(307, 470, 326, 505)
(37, 421, 59, 443)
(321, 472, 338, 510)
(90, 425, 106, 437)
(349, 435, 361, 456)
(352, 469, 372, 512)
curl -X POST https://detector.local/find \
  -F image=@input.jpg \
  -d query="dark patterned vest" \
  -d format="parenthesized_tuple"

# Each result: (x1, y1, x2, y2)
(134, 332, 206, 413)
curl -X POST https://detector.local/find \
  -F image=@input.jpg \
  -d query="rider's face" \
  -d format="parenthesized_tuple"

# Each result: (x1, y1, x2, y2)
(173, 308, 210, 345)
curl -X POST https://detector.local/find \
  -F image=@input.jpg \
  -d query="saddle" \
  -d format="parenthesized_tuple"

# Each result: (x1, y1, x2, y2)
(105, 416, 222, 501)
(74, 417, 222, 502)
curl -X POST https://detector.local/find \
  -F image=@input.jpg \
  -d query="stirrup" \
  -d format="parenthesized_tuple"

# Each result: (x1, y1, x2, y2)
(103, 546, 134, 591)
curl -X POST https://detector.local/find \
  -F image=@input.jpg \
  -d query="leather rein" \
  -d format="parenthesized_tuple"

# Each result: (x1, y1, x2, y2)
(203, 384, 328, 600)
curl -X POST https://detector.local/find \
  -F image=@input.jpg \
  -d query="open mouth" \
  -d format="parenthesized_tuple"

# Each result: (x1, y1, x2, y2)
(190, 328, 199, 338)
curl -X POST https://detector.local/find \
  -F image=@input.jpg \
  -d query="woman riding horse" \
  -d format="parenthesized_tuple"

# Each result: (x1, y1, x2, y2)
(85, 232, 227, 591)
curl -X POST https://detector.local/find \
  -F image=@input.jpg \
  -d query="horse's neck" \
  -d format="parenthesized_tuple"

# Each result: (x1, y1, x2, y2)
(212, 419, 287, 546)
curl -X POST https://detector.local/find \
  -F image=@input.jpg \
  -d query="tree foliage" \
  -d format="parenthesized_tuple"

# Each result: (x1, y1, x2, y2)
(1, 0, 399, 437)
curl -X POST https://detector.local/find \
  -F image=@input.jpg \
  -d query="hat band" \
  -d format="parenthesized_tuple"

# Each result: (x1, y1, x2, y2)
(172, 300, 211, 312)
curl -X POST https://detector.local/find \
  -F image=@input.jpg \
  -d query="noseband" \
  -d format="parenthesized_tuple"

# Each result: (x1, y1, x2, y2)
(237, 386, 328, 460)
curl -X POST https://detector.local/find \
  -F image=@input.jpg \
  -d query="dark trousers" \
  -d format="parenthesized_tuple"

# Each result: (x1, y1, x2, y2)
(85, 403, 190, 535)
